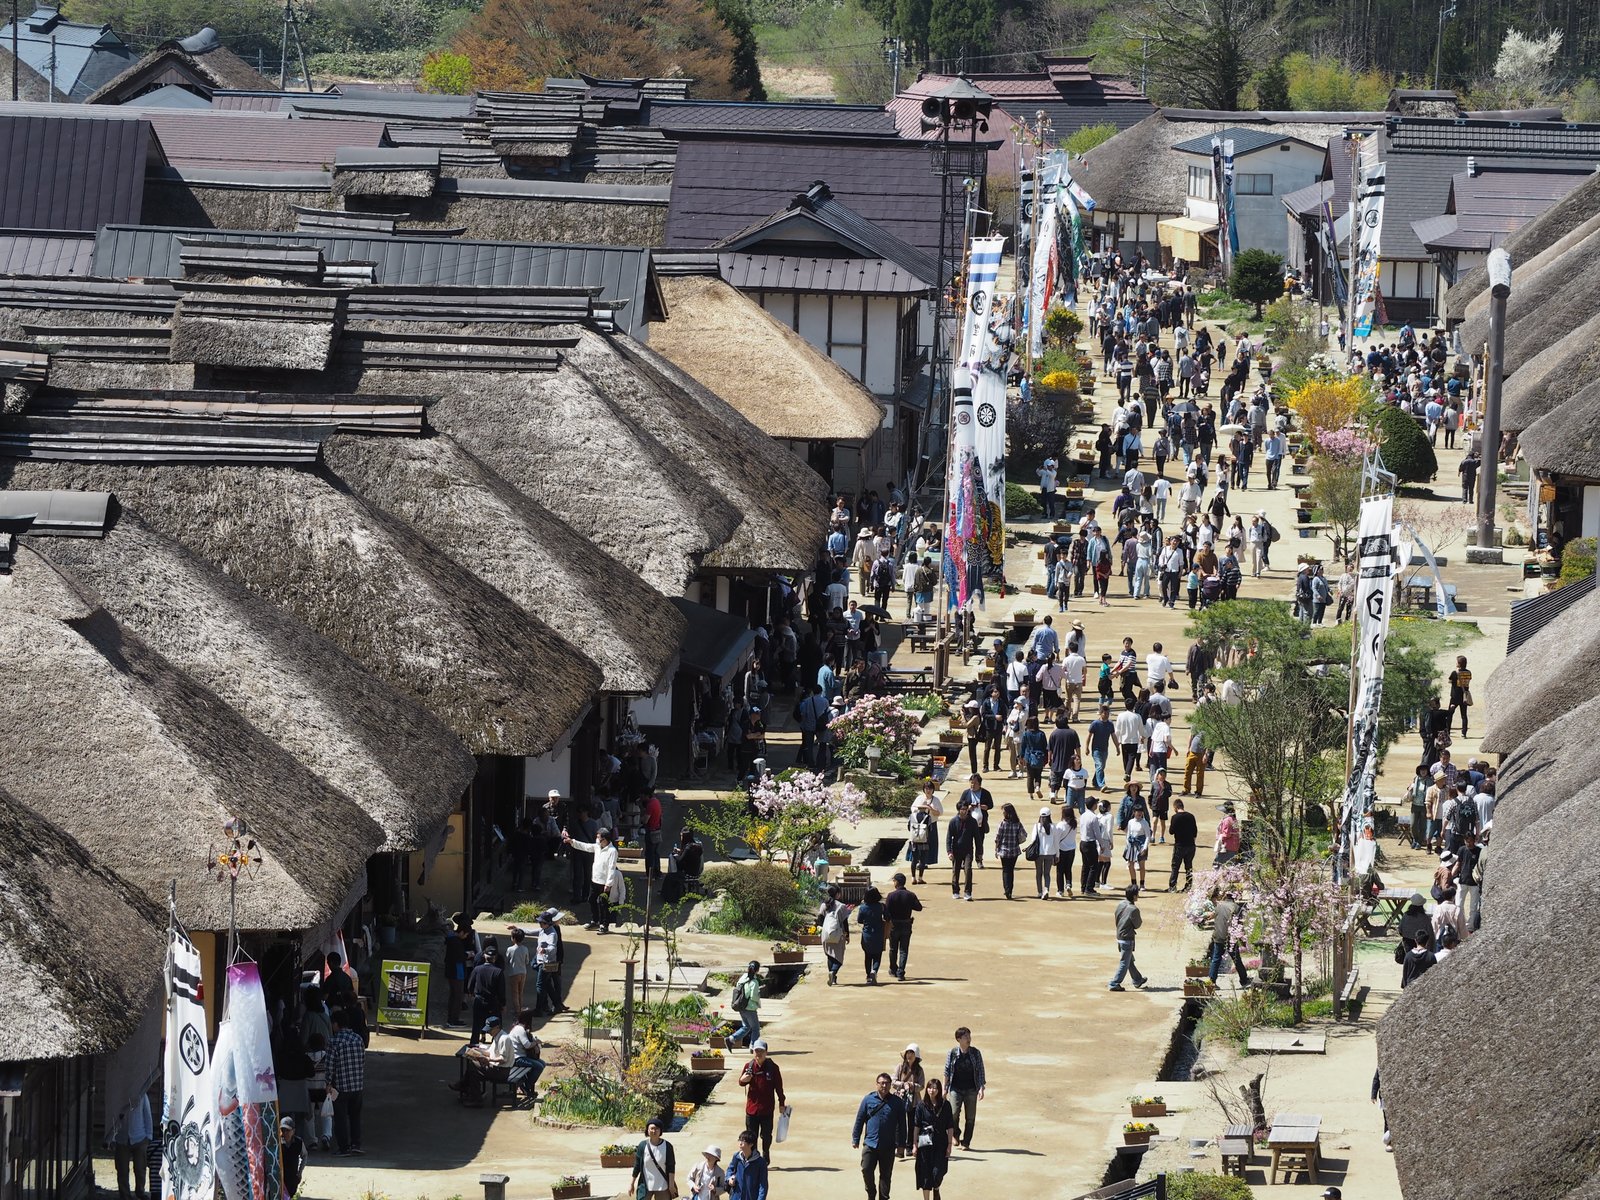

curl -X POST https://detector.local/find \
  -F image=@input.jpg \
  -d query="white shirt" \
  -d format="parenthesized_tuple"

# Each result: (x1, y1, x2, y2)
(1064, 766, 1088, 794)
(640, 1139, 673, 1191)
(1353, 837, 1378, 875)
(1114, 710, 1145, 745)
(1148, 720, 1172, 755)
(536, 928, 560, 967)
(1026, 820, 1063, 855)
(1063, 652, 1087, 685)
(1007, 660, 1029, 691)
(570, 837, 619, 885)
(1152, 478, 1171, 501)
(1146, 653, 1173, 685)
(503, 939, 531, 977)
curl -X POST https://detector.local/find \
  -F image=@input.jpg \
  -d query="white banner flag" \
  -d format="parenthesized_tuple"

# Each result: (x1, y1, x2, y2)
(1341, 493, 1396, 861)
(1351, 140, 1386, 339)
(1027, 164, 1061, 357)
(163, 930, 215, 1200)
(972, 366, 1007, 527)
(961, 236, 1005, 369)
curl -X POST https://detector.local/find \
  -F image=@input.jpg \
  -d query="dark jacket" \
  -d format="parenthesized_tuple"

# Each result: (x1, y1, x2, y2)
(1169, 810, 1198, 846)
(728, 1151, 768, 1200)
(946, 813, 978, 858)
(852, 1091, 906, 1149)
(1115, 899, 1143, 941)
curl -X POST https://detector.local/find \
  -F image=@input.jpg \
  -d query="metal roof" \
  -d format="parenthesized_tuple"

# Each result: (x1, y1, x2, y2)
(1280, 178, 1332, 216)
(716, 182, 940, 288)
(0, 489, 111, 536)
(0, 7, 135, 99)
(1411, 165, 1591, 252)
(719, 251, 933, 295)
(91, 226, 664, 336)
(645, 100, 898, 137)
(666, 136, 947, 258)
(1385, 116, 1600, 158)
(128, 83, 213, 109)
(334, 146, 440, 172)
(1172, 127, 1301, 155)
(0, 230, 93, 275)
(145, 111, 385, 171)
(0, 114, 152, 232)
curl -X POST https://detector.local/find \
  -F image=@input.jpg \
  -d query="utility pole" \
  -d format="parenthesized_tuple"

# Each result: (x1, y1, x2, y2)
(10, 0, 18, 102)
(1432, 3, 1456, 91)
(1474, 248, 1512, 560)
(881, 36, 901, 101)
(1140, 37, 1150, 95)
(280, 0, 313, 92)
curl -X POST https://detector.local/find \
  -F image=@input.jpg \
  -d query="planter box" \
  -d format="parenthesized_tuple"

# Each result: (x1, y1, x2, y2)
(1185, 964, 1210, 978)
(599, 1153, 633, 1168)
(1027, 584, 1048, 595)
(690, 1057, 728, 1072)
(1123, 1129, 1156, 1146)
(617, 848, 643, 861)
(772, 950, 806, 964)
(707, 1035, 727, 1049)
(827, 852, 853, 866)
(1130, 1102, 1168, 1118)
(1184, 980, 1217, 997)
(553, 1187, 591, 1200)
(795, 933, 823, 946)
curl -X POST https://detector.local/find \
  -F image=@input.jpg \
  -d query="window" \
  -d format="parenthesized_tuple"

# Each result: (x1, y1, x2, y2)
(1235, 173, 1274, 195)
(1187, 165, 1215, 200)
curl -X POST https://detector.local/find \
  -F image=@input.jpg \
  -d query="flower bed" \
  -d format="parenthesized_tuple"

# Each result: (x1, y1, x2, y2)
(1123, 1122, 1159, 1145)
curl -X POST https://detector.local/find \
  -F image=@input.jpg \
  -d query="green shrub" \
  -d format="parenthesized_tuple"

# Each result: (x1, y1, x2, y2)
(1227, 248, 1285, 319)
(1167, 1173, 1257, 1200)
(307, 48, 427, 80)
(1005, 482, 1043, 518)
(1559, 536, 1597, 586)
(1065, 121, 1118, 155)
(699, 862, 808, 938)
(1371, 404, 1437, 483)
(1043, 306, 1083, 348)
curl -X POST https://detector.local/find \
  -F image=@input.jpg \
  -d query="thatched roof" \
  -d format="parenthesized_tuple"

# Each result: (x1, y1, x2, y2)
(0, 782, 165, 1063)
(0, 546, 385, 933)
(1479, 584, 1600, 755)
(0, 460, 604, 756)
(574, 332, 830, 573)
(321, 432, 684, 694)
(1073, 112, 1355, 215)
(367, 328, 741, 595)
(1498, 316, 1600, 433)
(1377, 683, 1600, 1199)
(1447, 170, 1600, 321)
(32, 513, 475, 852)
(84, 32, 278, 104)
(1456, 212, 1600, 377)
(1485, 691, 1600, 877)
(1519, 377, 1600, 482)
(648, 274, 885, 443)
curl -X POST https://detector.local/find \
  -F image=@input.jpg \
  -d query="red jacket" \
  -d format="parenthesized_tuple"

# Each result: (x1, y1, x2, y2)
(741, 1057, 785, 1116)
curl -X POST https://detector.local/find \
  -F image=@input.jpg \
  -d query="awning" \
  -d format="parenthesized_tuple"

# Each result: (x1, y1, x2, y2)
(1157, 216, 1218, 261)
(671, 597, 756, 683)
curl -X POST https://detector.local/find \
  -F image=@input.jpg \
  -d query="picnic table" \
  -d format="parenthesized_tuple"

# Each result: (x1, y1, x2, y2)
(1369, 887, 1414, 934)
(1268, 1112, 1322, 1184)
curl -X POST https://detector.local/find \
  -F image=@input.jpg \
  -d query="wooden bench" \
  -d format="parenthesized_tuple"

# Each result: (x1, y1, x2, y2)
(883, 666, 931, 689)
(1218, 1123, 1252, 1177)
(1268, 1114, 1322, 1184)
(455, 1048, 540, 1109)
(1337, 967, 1362, 1020)
(908, 628, 937, 653)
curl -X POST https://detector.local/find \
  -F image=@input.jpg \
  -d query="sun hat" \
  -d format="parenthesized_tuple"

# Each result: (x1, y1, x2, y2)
(905, 1043, 919, 1056)
(704, 1146, 723, 1161)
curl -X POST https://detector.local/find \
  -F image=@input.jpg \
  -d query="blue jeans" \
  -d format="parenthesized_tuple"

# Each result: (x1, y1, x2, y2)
(1209, 939, 1248, 984)
(728, 1009, 761, 1047)
(1091, 748, 1108, 789)
(1109, 939, 1146, 988)
(1133, 562, 1150, 598)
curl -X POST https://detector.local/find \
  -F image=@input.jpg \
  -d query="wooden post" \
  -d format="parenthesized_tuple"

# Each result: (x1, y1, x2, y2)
(622, 958, 637, 1066)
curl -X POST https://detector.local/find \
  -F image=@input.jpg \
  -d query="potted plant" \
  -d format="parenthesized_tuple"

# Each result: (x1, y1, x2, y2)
(1186, 958, 1211, 978)
(1123, 1121, 1159, 1146)
(599, 1145, 633, 1169)
(1184, 977, 1218, 997)
(1012, 609, 1037, 625)
(616, 839, 644, 862)
(552, 1176, 591, 1200)
(772, 941, 805, 964)
(1129, 1095, 1167, 1118)
(795, 925, 823, 947)
(826, 848, 853, 866)
(690, 1048, 727, 1072)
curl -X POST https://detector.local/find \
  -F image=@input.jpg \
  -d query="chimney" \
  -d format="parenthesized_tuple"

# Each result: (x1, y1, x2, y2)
(1467, 156, 1477, 177)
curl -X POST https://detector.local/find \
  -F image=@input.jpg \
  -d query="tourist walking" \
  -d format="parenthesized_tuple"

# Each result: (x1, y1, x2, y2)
(891, 1046, 925, 1158)
(885, 873, 924, 979)
(1108, 886, 1148, 991)
(631, 1118, 679, 1200)
(1023, 806, 1060, 899)
(326, 1010, 366, 1155)
(1167, 799, 1198, 892)
(727, 1131, 768, 1200)
(466, 945, 505, 1047)
(852, 1073, 906, 1200)
(857, 887, 888, 983)
(820, 884, 851, 985)
(912, 1080, 958, 1199)
(1208, 891, 1251, 985)
(726, 961, 763, 1049)
(688, 1146, 726, 1200)
(943, 1028, 986, 1150)
(994, 802, 1025, 899)
(738, 1041, 786, 1161)
(946, 800, 978, 900)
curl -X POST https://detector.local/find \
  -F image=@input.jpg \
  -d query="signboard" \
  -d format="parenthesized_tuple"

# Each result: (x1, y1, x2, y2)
(377, 960, 431, 1030)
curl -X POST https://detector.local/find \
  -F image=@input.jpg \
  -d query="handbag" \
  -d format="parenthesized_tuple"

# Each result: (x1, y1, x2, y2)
(1462, 688, 1474, 707)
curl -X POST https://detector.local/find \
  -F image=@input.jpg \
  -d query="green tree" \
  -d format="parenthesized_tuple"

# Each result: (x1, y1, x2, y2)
(1228, 248, 1285, 319)
(1064, 121, 1118, 155)
(895, 0, 932, 64)
(927, 0, 995, 70)
(1570, 79, 1600, 122)
(1282, 52, 1389, 110)
(712, 0, 766, 100)
(1254, 58, 1290, 109)
(1119, 0, 1278, 110)
(1371, 403, 1438, 484)
(419, 50, 474, 93)
(1307, 451, 1362, 558)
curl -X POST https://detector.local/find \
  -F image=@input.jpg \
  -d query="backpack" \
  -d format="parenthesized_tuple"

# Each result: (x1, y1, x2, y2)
(820, 903, 847, 943)
(1452, 797, 1479, 839)
(1264, 520, 1281, 544)
(909, 810, 932, 845)
(730, 977, 753, 1011)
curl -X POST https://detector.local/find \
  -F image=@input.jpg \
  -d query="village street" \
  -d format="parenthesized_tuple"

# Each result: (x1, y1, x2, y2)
(245, 302, 1514, 1200)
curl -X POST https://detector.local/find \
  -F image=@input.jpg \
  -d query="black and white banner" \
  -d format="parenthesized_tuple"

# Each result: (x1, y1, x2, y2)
(1341, 493, 1396, 859)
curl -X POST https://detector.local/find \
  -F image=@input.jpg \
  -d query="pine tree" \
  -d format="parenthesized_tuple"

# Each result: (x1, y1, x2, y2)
(712, 0, 765, 100)
(926, 0, 993, 70)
